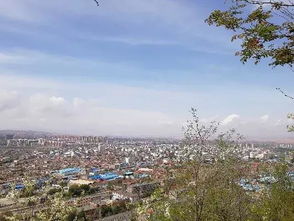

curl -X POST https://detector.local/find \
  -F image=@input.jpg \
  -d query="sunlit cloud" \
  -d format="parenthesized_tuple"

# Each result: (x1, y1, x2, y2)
(221, 114, 240, 125)
(260, 114, 269, 122)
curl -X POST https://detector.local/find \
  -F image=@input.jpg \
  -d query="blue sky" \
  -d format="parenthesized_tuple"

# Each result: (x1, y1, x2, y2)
(0, 0, 293, 140)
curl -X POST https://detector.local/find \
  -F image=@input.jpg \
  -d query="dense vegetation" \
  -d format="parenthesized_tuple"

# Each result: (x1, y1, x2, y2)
(206, 0, 293, 67)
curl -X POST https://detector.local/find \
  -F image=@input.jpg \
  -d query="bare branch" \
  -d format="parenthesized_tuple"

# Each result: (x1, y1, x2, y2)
(242, 0, 294, 7)
(276, 87, 294, 100)
(93, 0, 99, 6)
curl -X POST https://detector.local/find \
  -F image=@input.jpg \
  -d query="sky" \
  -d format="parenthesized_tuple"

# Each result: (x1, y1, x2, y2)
(0, 0, 293, 140)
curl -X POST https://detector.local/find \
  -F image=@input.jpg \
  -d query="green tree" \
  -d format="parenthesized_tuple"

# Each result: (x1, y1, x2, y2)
(206, 0, 293, 67)
(206, 1, 294, 133)
(136, 109, 294, 221)
(21, 179, 36, 198)
(251, 164, 294, 221)
(47, 188, 61, 196)
(34, 193, 79, 221)
(68, 184, 83, 197)
(80, 184, 90, 195)
(136, 109, 252, 221)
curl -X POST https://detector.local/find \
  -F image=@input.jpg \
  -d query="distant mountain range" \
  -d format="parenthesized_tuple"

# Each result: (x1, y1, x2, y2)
(0, 130, 55, 139)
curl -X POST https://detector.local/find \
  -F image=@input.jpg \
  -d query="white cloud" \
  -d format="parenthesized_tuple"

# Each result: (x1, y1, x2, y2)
(0, 49, 292, 140)
(49, 96, 65, 106)
(260, 114, 269, 122)
(0, 0, 234, 54)
(81, 35, 179, 46)
(0, 82, 291, 140)
(0, 90, 19, 112)
(0, 90, 181, 137)
(221, 114, 240, 125)
(0, 52, 26, 64)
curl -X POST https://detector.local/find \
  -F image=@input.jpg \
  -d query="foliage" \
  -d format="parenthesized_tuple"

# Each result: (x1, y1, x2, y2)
(67, 184, 95, 198)
(20, 181, 36, 198)
(136, 163, 253, 220)
(287, 113, 294, 131)
(181, 108, 219, 162)
(181, 108, 243, 163)
(3, 190, 89, 221)
(68, 184, 83, 197)
(101, 202, 128, 218)
(107, 182, 115, 191)
(0, 212, 13, 221)
(136, 109, 249, 220)
(47, 187, 61, 196)
(206, 0, 294, 67)
(251, 164, 294, 221)
(136, 109, 294, 221)
(276, 88, 294, 131)
(32, 193, 80, 221)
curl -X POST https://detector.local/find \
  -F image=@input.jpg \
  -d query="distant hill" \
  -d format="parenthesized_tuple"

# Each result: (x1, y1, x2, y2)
(0, 130, 55, 139)
(274, 138, 294, 144)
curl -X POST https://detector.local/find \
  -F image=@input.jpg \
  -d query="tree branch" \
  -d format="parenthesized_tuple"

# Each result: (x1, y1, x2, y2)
(243, 0, 294, 7)
(276, 88, 294, 100)
(93, 0, 99, 6)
